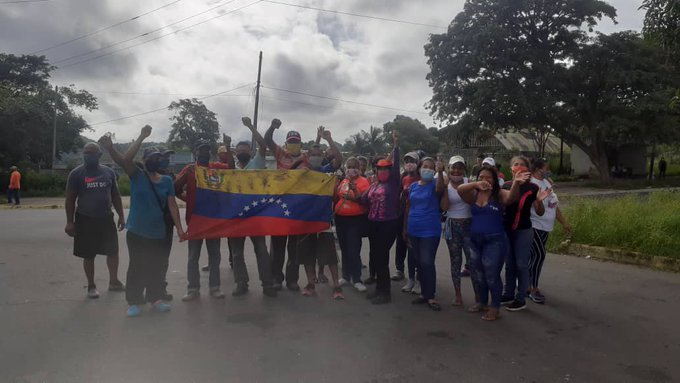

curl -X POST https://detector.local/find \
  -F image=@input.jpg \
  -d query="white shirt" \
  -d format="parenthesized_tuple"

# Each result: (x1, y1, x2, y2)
(530, 177, 559, 232)
(446, 179, 472, 219)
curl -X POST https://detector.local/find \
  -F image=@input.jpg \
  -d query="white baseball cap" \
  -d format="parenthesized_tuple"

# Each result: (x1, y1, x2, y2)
(448, 155, 465, 166)
(482, 157, 496, 167)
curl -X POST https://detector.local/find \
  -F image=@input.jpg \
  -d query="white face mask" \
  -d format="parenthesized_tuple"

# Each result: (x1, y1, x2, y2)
(309, 156, 324, 169)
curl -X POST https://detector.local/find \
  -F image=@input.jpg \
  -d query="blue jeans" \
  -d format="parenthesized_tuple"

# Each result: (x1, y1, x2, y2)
(336, 214, 366, 284)
(410, 235, 441, 301)
(503, 228, 534, 303)
(466, 232, 507, 309)
(187, 238, 221, 290)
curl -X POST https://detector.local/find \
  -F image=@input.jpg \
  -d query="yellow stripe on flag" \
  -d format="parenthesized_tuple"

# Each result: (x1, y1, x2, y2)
(195, 168, 336, 196)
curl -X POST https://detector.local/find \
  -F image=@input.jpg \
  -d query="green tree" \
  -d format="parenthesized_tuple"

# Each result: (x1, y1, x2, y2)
(167, 98, 219, 150)
(641, 0, 680, 66)
(0, 54, 97, 169)
(381, 115, 439, 156)
(424, 0, 631, 181)
(562, 32, 680, 179)
(345, 126, 387, 157)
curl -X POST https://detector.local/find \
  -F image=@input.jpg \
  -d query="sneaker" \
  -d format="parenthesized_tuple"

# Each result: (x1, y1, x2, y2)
(162, 292, 174, 301)
(461, 268, 471, 277)
(263, 287, 278, 298)
(371, 294, 391, 305)
(505, 300, 527, 312)
(391, 271, 405, 281)
(127, 305, 141, 317)
(232, 284, 249, 297)
(364, 276, 377, 285)
(529, 291, 546, 304)
(201, 265, 210, 272)
(301, 284, 316, 297)
(210, 287, 226, 299)
(338, 278, 350, 286)
(108, 282, 125, 292)
(181, 289, 200, 302)
(401, 279, 415, 293)
(87, 285, 100, 299)
(501, 296, 515, 305)
(286, 282, 300, 291)
(353, 282, 367, 292)
(152, 300, 172, 312)
(332, 288, 345, 300)
(411, 281, 421, 295)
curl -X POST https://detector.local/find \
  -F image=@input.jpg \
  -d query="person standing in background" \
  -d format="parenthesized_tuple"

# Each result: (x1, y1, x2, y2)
(7, 165, 21, 206)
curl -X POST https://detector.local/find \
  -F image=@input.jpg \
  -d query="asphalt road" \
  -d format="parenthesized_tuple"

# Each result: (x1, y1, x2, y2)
(0, 209, 678, 383)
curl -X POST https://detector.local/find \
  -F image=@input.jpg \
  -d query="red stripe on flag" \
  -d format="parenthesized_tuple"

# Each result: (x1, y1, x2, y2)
(185, 216, 331, 240)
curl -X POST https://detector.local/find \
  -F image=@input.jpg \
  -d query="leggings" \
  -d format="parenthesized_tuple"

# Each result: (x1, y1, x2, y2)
(529, 229, 550, 289)
(444, 218, 475, 294)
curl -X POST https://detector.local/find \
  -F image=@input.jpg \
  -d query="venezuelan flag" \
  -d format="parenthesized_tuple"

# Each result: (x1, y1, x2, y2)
(185, 167, 336, 239)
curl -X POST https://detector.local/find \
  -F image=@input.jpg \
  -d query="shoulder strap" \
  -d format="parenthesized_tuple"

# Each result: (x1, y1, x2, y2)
(143, 171, 167, 214)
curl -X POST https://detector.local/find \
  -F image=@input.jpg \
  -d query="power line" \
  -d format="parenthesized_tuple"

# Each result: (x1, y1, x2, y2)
(260, 94, 406, 117)
(56, 0, 262, 69)
(262, 85, 429, 115)
(30, 0, 182, 54)
(89, 82, 254, 126)
(261, 0, 447, 30)
(0, 0, 48, 4)
(52, 0, 242, 65)
(86, 90, 253, 98)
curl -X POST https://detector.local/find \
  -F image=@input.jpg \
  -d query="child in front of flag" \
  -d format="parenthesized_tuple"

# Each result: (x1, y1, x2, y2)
(299, 127, 344, 300)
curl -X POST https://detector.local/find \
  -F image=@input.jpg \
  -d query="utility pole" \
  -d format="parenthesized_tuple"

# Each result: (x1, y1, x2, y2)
(52, 85, 58, 175)
(252, 51, 263, 150)
(559, 136, 564, 174)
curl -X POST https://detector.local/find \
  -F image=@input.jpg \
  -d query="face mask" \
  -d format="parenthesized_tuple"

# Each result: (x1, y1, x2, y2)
(83, 153, 99, 168)
(346, 168, 360, 178)
(309, 156, 323, 169)
(449, 175, 464, 183)
(420, 168, 435, 182)
(196, 153, 210, 165)
(286, 143, 301, 156)
(145, 160, 160, 173)
(404, 163, 417, 173)
(158, 159, 170, 170)
(512, 165, 528, 174)
(377, 170, 390, 183)
(234, 153, 250, 164)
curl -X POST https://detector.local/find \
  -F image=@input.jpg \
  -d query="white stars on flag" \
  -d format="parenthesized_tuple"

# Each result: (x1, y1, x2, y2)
(236, 196, 293, 219)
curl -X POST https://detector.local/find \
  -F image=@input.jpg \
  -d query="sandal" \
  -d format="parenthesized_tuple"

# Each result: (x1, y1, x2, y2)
(427, 301, 442, 311)
(301, 284, 316, 297)
(482, 309, 500, 321)
(332, 287, 344, 300)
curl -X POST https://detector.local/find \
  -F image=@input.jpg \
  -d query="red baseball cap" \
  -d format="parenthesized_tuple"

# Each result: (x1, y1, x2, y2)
(376, 159, 393, 168)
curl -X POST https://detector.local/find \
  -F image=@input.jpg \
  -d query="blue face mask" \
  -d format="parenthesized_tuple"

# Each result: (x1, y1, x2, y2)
(84, 153, 99, 168)
(159, 159, 170, 170)
(420, 168, 435, 182)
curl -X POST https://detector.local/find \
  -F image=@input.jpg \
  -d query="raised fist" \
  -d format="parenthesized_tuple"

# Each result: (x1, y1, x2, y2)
(140, 125, 152, 139)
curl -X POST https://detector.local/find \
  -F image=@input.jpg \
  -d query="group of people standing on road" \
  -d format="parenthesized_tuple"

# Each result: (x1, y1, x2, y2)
(63, 117, 571, 321)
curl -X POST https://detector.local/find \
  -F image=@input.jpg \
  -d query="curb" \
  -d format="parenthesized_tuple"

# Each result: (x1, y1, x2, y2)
(558, 242, 680, 273)
(0, 204, 186, 210)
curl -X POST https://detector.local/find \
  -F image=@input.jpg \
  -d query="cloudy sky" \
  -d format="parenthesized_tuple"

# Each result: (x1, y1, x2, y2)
(1, 0, 645, 145)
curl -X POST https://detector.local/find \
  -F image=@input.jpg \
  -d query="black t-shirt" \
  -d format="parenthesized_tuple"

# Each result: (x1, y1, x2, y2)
(502, 182, 538, 230)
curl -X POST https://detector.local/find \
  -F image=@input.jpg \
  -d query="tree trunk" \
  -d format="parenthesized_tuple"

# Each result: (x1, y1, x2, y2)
(648, 142, 656, 181)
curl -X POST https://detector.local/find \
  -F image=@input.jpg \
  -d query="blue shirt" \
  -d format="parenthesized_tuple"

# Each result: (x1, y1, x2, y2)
(126, 169, 175, 239)
(470, 199, 505, 234)
(407, 181, 442, 238)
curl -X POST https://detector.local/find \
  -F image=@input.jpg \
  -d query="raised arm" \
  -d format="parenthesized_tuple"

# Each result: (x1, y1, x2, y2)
(320, 128, 343, 168)
(390, 131, 400, 180)
(99, 126, 151, 177)
(221, 133, 235, 169)
(242, 117, 267, 158)
(435, 159, 447, 194)
(500, 172, 530, 206)
(263, 118, 282, 154)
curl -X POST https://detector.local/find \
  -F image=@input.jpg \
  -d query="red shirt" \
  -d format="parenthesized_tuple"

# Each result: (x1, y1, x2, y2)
(9, 171, 21, 190)
(175, 162, 230, 223)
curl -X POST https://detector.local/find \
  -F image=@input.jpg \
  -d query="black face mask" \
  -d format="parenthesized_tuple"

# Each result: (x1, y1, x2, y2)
(196, 153, 210, 165)
(236, 153, 251, 164)
(145, 160, 161, 173)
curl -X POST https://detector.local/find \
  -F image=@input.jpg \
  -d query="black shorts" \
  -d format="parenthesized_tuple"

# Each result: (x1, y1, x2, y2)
(73, 212, 119, 259)
(298, 232, 339, 266)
